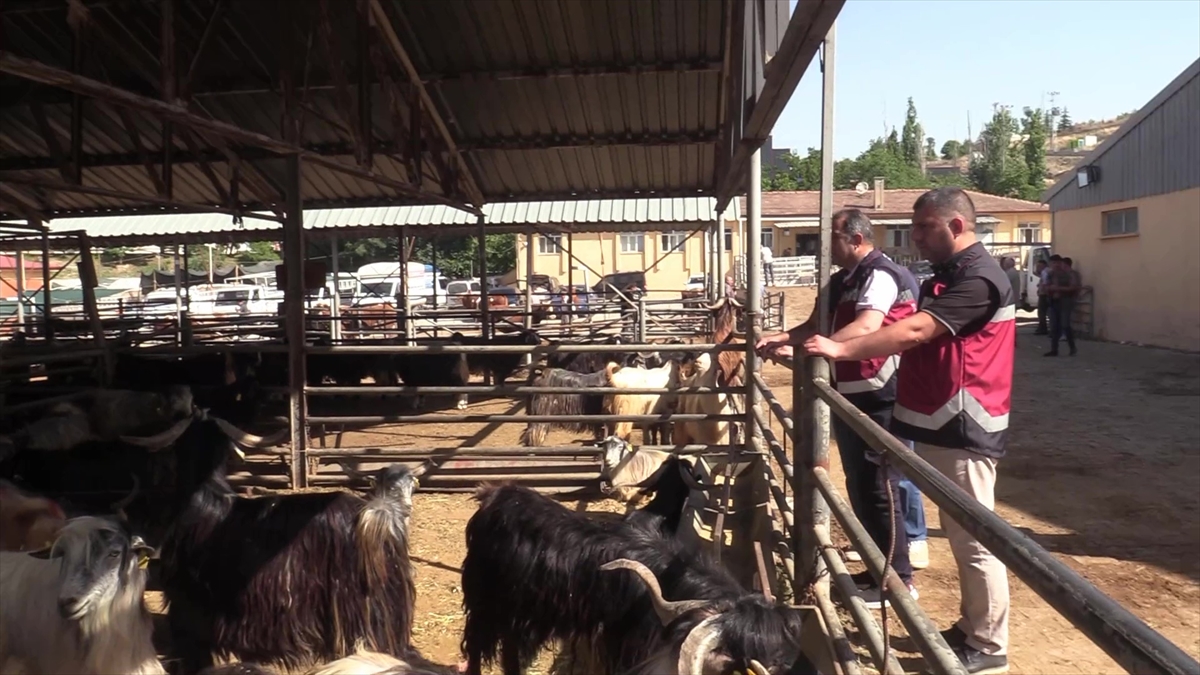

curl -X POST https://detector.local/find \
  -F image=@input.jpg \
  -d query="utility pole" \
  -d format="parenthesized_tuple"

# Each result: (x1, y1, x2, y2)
(1048, 90, 1060, 151)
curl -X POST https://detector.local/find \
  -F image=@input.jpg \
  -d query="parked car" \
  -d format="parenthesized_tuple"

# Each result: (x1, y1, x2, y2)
(908, 260, 934, 286)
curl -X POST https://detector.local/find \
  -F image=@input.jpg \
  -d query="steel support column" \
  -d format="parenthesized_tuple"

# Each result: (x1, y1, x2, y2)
(523, 227, 534, 365)
(745, 148, 764, 453)
(14, 249, 25, 329)
(283, 154, 308, 489)
(399, 225, 411, 345)
(330, 234, 341, 341)
(38, 223, 52, 340)
(566, 232, 575, 326)
(797, 21, 837, 590)
(477, 213, 491, 343)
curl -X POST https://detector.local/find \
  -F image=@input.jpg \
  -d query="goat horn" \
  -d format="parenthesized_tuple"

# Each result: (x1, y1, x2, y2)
(748, 659, 770, 675)
(110, 474, 140, 521)
(704, 298, 728, 311)
(600, 559, 710, 625)
(676, 614, 723, 675)
(120, 417, 193, 451)
(678, 462, 718, 492)
(335, 460, 370, 481)
(212, 417, 286, 450)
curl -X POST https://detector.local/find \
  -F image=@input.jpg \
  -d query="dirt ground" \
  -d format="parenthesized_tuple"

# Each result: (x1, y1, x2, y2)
(153, 286, 1199, 674)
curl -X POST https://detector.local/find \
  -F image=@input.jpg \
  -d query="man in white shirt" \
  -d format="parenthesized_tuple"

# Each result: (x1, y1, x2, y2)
(761, 244, 775, 286)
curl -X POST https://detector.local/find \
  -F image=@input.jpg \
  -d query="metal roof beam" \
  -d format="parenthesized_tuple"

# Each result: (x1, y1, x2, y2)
(0, 50, 480, 215)
(459, 132, 719, 151)
(367, 0, 483, 207)
(423, 60, 724, 83)
(0, 174, 281, 221)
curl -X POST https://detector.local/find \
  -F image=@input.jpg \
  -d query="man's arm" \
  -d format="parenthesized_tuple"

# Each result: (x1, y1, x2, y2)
(805, 276, 996, 361)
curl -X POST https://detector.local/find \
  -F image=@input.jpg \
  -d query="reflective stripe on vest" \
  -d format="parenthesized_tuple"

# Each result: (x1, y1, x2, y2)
(837, 353, 898, 395)
(893, 302, 1015, 433)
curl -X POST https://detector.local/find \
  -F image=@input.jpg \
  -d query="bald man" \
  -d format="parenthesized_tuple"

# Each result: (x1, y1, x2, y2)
(804, 187, 1014, 674)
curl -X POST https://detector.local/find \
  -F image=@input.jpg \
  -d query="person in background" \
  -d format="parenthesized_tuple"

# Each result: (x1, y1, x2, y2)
(1033, 259, 1050, 335)
(783, 247, 794, 257)
(803, 187, 1013, 674)
(757, 207, 925, 608)
(1045, 256, 1081, 356)
(1001, 257, 1021, 299)
(762, 243, 776, 286)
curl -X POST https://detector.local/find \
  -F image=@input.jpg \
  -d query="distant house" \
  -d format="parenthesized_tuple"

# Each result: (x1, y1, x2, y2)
(1043, 59, 1200, 351)
(738, 180, 1050, 263)
(1, 254, 61, 298)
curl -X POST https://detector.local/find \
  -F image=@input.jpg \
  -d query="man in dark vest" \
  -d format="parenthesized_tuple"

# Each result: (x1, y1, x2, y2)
(756, 207, 926, 607)
(804, 188, 1013, 675)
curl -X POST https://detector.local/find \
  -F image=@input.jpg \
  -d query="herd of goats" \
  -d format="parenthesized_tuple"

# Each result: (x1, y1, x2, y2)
(0, 296, 821, 675)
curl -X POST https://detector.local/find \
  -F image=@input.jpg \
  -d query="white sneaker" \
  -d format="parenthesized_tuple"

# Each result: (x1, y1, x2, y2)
(844, 548, 862, 562)
(857, 582, 919, 609)
(909, 539, 930, 570)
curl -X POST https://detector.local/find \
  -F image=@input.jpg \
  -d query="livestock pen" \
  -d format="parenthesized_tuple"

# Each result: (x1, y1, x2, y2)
(2, 1, 1197, 674)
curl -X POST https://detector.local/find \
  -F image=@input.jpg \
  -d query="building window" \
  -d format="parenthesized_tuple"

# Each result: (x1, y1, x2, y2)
(1102, 208, 1139, 237)
(887, 226, 912, 250)
(760, 229, 774, 250)
(1017, 223, 1042, 243)
(619, 232, 645, 254)
(538, 233, 562, 254)
(724, 227, 733, 251)
(660, 231, 687, 253)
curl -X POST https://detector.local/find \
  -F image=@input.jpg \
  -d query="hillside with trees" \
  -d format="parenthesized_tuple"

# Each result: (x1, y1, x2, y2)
(763, 98, 1131, 202)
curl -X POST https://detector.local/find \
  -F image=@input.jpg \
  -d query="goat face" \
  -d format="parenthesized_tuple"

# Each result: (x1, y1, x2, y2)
(597, 436, 631, 494)
(29, 516, 153, 621)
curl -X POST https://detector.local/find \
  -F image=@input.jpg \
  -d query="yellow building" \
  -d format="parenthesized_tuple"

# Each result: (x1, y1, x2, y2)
(1044, 59, 1200, 351)
(513, 198, 738, 298)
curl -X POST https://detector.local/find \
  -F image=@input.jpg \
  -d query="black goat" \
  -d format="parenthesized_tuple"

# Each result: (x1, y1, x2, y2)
(460, 483, 810, 675)
(519, 368, 608, 447)
(454, 329, 539, 384)
(545, 335, 640, 373)
(392, 335, 471, 410)
(620, 455, 709, 539)
(159, 420, 428, 674)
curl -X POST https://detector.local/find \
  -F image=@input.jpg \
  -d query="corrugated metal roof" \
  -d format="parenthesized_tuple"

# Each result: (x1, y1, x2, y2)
(1, 196, 729, 247)
(0, 0, 837, 218)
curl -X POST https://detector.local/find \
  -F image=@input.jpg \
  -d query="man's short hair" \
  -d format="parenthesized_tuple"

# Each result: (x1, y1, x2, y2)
(833, 208, 874, 242)
(1049, 254, 1063, 262)
(1064, 257, 1073, 266)
(912, 187, 977, 227)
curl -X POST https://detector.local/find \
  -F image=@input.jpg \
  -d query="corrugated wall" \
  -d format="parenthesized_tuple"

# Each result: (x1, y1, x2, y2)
(1048, 65, 1200, 211)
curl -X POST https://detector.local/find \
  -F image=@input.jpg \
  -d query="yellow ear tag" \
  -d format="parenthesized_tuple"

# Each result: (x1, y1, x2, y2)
(138, 553, 150, 569)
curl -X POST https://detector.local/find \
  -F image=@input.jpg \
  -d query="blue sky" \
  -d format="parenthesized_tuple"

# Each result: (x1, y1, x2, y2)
(772, 0, 1200, 159)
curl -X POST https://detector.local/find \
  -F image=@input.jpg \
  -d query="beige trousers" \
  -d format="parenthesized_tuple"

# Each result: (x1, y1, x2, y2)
(917, 443, 1010, 656)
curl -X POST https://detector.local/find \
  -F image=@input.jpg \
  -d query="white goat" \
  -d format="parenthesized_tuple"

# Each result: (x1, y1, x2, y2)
(598, 437, 673, 504)
(0, 515, 164, 675)
(672, 352, 743, 446)
(602, 359, 680, 443)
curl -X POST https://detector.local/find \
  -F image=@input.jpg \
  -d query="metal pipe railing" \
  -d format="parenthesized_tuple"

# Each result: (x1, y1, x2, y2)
(263, 444, 741, 457)
(807, 377, 1200, 675)
(305, 385, 744, 396)
(305, 342, 744, 354)
(306, 413, 744, 425)
(814, 466, 967, 675)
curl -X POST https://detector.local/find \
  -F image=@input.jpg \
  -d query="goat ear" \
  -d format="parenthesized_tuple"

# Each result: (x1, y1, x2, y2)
(27, 545, 61, 560)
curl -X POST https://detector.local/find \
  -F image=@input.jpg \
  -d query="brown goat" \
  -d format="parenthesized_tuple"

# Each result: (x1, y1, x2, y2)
(0, 479, 66, 552)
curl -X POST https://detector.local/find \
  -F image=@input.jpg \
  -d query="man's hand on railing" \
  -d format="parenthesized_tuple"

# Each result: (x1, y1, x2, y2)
(754, 330, 792, 353)
(803, 334, 845, 361)
(760, 343, 793, 364)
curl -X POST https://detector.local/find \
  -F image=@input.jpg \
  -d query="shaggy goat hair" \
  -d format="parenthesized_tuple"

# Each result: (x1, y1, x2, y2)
(617, 454, 711, 540)
(544, 335, 641, 374)
(519, 368, 608, 447)
(460, 483, 809, 675)
(159, 420, 426, 674)
(0, 515, 163, 675)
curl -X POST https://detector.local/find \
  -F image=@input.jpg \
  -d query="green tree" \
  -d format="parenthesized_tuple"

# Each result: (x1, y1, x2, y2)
(1021, 106, 1049, 199)
(837, 138, 930, 190)
(940, 140, 963, 160)
(1057, 107, 1072, 131)
(237, 241, 280, 263)
(969, 107, 1029, 198)
(762, 149, 823, 191)
(925, 136, 937, 160)
(900, 98, 923, 168)
(885, 128, 901, 158)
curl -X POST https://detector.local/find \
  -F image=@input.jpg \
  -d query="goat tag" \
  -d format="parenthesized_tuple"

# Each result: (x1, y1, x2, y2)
(138, 553, 150, 569)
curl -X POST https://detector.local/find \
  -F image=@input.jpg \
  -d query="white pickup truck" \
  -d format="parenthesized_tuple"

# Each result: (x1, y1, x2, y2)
(1016, 245, 1052, 311)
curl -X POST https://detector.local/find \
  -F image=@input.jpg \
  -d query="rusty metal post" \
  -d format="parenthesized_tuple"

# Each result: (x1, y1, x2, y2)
(76, 234, 110, 384)
(38, 223, 53, 340)
(14, 248, 26, 330)
(330, 234, 341, 341)
(477, 212, 491, 341)
(566, 231, 575, 326)
(283, 154, 308, 489)
(399, 225, 411, 345)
